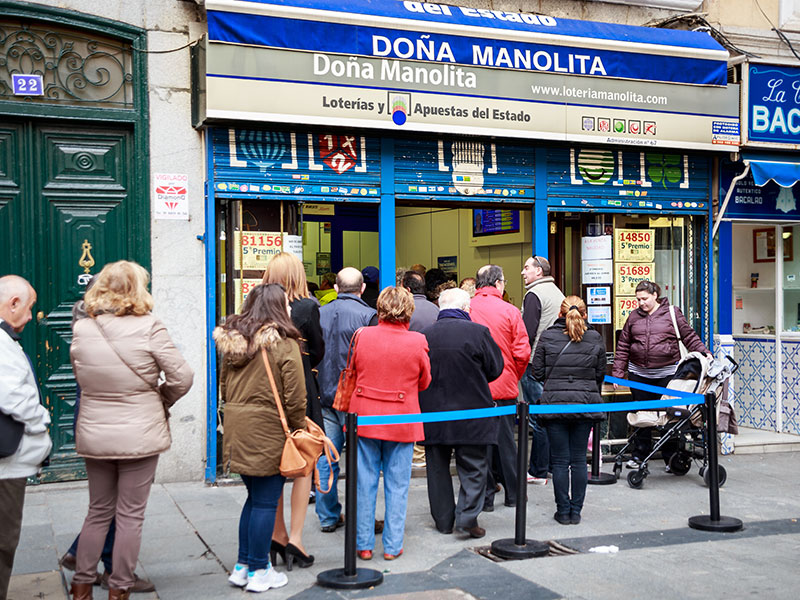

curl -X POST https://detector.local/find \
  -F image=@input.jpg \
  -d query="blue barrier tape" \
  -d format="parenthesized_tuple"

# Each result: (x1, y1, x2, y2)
(356, 376, 707, 427)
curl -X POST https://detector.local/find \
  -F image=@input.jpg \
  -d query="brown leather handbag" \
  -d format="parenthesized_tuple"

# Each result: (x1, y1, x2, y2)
(332, 327, 364, 412)
(260, 348, 339, 492)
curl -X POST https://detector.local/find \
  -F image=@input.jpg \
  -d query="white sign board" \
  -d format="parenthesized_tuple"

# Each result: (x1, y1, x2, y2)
(587, 286, 611, 305)
(587, 306, 612, 325)
(153, 173, 189, 220)
(582, 235, 612, 261)
(581, 260, 613, 284)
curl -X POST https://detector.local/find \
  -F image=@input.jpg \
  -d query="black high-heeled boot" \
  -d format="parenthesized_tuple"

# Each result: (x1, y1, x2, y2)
(285, 543, 314, 571)
(269, 540, 287, 565)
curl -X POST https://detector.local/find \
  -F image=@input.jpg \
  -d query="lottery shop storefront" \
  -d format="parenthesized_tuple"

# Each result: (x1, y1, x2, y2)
(195, 0, 739, 479)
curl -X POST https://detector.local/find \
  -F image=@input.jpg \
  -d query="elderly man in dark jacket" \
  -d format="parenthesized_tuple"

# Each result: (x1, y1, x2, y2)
(419, 288, 504, 539)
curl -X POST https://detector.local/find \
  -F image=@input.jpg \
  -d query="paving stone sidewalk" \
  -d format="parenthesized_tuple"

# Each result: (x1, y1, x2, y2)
(9, 452, 800, 599)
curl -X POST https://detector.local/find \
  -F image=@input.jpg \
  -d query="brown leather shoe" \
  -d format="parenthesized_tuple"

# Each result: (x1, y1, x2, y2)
(101, 573, 155, 593)
(70, 582, 93, 600)
(108, 589, 131, 600)
(60, 552, 76, 571)
(463, 525, 486, 538)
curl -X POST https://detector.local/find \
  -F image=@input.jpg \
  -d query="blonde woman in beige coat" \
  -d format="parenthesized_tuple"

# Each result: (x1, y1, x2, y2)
(69, 261, 193, 600)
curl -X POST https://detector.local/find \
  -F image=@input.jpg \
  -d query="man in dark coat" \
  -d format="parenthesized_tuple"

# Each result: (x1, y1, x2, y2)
(419, 288, 504, 539)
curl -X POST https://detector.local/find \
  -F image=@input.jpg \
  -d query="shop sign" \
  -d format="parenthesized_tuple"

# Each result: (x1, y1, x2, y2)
(302, 203, 335, 215)
(582, 235, 612, 260)
(615, 296, 639, 329)
(234, 232, 303, 270)
(438, 255, 458, 276)
(614, 229, 654, 262)
(615, 262, 655, 295)
(582, 259, 613, 284)
(204, 2, 737, 151)
(745, 64, 800, 147)
(720, 159, 800, 221)
(587, 286, 611, 305)
(587, 305, 612, 325)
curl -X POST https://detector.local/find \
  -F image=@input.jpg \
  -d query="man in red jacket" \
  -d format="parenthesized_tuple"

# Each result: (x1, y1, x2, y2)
(470, 265, 531, 509)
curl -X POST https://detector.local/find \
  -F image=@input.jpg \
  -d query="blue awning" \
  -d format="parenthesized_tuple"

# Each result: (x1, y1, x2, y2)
(748, 159, 800, 188)
(206, 0, 730, 87)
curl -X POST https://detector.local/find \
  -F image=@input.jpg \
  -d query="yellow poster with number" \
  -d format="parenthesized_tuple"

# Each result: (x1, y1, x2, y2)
(614, 229, 655, 262)
(234, 231, 284, 270)
(234, 278, 263, 313)
(615, 296, 640, 329)
(615, 262, 655, 295)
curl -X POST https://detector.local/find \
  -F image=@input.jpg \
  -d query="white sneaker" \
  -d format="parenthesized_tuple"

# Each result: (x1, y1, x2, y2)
(526, 474, 548, 485)
(625, 460, 640, 469)
(411, 461, 426, 468)
(228, 563, 248, 587)
(246, 567, 288, 593)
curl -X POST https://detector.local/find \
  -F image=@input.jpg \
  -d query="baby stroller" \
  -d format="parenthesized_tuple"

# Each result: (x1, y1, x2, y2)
(612, 352, 738, 489)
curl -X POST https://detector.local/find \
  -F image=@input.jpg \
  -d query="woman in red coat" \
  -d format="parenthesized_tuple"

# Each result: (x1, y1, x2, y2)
(350, 286, 431, 561)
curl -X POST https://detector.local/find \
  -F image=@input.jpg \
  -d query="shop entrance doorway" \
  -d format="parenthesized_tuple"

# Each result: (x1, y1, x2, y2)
(218, 199, 379, 317)
(395, 203, 533, 307)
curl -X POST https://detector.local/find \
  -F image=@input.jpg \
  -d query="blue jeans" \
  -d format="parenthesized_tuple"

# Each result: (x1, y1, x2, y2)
(356, 438, 413, 556)
(545, 420, 592, 519)
(238, 474, 285, 571)
(521, 366, 550, 478)
(315, 407, 346, 527)
(68, 520, 114, 573)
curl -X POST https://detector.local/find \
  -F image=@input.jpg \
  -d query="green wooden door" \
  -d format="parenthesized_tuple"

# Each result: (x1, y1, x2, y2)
(0, 119, 137, 481)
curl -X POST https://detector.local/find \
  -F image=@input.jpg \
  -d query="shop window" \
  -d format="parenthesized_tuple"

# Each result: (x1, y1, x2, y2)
(731, 224, 777, 335)
(551, 213, 699, 355)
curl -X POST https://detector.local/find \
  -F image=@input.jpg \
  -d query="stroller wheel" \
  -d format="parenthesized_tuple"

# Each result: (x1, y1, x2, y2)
(668, 453, 692, 476)
(702, 465, 727, 488)
(627, 469, 645, 489)
(613, 462, 622, 480)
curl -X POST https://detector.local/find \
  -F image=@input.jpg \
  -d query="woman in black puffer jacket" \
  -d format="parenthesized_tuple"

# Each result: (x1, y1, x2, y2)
(532, 295, 605, 526)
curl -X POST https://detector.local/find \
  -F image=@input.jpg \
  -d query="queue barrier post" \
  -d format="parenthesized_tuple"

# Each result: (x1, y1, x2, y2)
(588, 419, 616, 485)
(688, 393, 743, 533)
(317, 412, 384, 589)
(490, 402, 550, 560)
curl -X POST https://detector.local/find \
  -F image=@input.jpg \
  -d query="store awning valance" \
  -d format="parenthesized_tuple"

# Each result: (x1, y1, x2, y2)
(206, 0, 729, 87)
(749, 159, 800, 188)
(199, 1, 739, 150)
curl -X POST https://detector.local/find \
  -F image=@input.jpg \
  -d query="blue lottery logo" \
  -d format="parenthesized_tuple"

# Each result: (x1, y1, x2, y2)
(391, 96, 408, 126)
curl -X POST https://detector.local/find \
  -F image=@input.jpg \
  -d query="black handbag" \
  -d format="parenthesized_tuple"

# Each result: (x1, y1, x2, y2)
(0, 412, 24, 458)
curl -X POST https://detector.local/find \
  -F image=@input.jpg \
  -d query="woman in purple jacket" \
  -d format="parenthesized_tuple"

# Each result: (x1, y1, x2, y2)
(612, 281, 710, 469)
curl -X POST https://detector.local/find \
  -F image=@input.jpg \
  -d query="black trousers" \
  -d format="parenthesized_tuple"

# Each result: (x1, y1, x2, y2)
(0, 477, 26, 600)
(484, 410, 518, 507)
(425, 444, 489, 532)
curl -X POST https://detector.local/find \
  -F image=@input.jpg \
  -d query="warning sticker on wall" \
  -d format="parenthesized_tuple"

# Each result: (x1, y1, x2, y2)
(153, 173, 189, 220)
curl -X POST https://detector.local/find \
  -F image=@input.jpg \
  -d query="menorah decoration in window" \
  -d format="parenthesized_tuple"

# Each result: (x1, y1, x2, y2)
(0, 20, 134, 108)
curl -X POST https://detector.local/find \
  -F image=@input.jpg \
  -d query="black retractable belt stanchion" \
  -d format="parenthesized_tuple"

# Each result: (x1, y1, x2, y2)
(588, 419, 616, 485)
(688, 393, 742, 532)
(317, 412, 384, 589)
(491, 402, 550, 560)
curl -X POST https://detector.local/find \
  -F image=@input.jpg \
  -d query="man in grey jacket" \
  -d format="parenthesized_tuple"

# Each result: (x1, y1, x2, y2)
(0, 275, 52, 599)
(315, 267, 377, 532)
(520, 257, 565, 485)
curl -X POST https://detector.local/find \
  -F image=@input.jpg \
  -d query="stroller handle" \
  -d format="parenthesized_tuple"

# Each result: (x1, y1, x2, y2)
(722, 354, 739, 374)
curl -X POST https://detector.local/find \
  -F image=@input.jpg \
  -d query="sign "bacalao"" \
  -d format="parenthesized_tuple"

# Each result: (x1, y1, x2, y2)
(202, 0, 739, 151)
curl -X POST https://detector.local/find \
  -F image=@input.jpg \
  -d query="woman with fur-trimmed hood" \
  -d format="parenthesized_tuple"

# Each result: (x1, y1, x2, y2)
(213, 283, 306, 593)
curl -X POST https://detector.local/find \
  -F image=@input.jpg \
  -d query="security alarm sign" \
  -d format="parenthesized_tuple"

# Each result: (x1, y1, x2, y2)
(153, 173, 189, 220)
